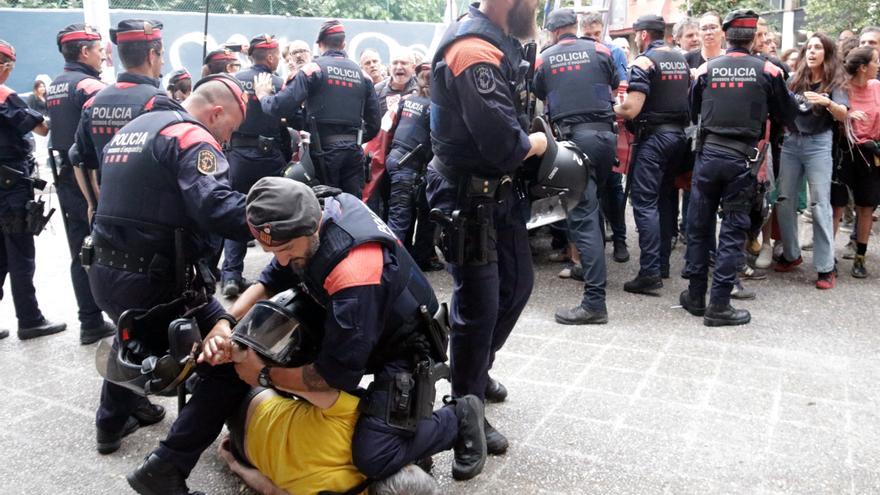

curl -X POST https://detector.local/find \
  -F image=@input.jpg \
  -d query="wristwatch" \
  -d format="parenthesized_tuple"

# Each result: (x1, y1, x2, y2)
(257, 366, 274, 388)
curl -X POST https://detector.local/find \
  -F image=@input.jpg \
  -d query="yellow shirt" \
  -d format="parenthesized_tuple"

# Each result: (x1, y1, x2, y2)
(246, 392, 367, 495)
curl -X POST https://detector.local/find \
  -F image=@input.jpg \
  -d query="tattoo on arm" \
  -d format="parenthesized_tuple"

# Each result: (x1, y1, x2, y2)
(302, 364, 331, 392)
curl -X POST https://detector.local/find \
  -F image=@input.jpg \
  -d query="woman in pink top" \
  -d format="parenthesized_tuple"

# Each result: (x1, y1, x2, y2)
(832, 46, 880, 277)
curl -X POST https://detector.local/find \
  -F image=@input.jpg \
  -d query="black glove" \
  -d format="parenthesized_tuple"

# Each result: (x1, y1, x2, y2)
(311, 185, 342, 199)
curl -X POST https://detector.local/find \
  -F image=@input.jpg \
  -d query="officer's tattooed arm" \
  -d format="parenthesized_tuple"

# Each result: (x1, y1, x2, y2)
(269, 363, 333, 393)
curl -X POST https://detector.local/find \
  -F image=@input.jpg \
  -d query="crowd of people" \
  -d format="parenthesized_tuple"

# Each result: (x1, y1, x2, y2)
(0, 0, 878, 493)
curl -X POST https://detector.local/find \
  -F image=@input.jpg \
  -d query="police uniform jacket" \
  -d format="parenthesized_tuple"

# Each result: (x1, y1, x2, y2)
(627, 39, 690, 128)
(390, 94, 432, 165)
(47, 62, 106, 162)
(259, 50, 381, 144)
(234, 63, 285, 141)
(430, 5, 531, 179)
(0, 84, 44, 208)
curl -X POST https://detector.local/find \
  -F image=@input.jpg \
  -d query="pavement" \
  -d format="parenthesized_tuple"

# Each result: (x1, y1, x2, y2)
(2, 198, 880, 494)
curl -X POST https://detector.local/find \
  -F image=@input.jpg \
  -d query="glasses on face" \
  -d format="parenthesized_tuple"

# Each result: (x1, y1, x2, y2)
(700, 25, 719, 32)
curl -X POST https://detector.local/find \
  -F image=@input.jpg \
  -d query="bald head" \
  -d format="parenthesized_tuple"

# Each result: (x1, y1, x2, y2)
(389, 46, 415, 89)
(184, 78, 246, 144)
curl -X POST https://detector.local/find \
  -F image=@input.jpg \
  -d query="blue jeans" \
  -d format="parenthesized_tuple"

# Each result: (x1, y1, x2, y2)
(776, 131, 835, 273)
(567, 179, 607, 313)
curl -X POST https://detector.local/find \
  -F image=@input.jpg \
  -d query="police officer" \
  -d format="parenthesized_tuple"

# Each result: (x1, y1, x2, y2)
(202, 47, 241, 76)
(220, 34, 288, 299)
(166, 69, 192, 102)
(680, 10, 797, 326)
(86, 75, 254, 494)
(226, 177, 489, 481)
(614, 14, 690, 293)
(72, 19, 174, 215)
(45, 24, 117, 345)
(253, 20, 380, 197)
(426, 0, 547, 454)
(0, 40, 67, 340)
(386, 62, 438, 270)
(535, 8, 618, 325)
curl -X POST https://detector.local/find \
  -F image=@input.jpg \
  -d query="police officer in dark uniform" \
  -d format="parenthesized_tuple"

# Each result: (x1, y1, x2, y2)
(202, 47, 241, 76)
(680, 10, 797, 326)
(0, 40, 67, 341)
(535, 8, 617, 325)
(86, 74, 255, 494)
(228, 177, 489, 481)
(72, 19, 174, 215)
(220, 34, 288, 299)
(426, 0, 547, 454)
(614, 15, 690, 293)
(386, 62, 438, 270)
(166, 69, 192, 102)
(253, 20, 380, 197)
(46, 24, 117, 345)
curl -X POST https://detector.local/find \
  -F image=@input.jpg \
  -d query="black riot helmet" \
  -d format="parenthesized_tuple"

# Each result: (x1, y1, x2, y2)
(96, 302, 202, 396)
(283, 134, 320, 187)
(231, 288, 325, 367)
(528, 117, 590, 209)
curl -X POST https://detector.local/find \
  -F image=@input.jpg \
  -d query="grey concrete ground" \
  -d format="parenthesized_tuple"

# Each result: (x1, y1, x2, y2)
(2, 197, 880, 494)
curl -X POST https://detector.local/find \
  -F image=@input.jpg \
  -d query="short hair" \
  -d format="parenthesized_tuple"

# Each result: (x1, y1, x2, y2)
(579, 12, 604, 30)
(360, 48, 380, 62)
(249, 46, 276, 64)
(839, 35, 860, 59)
(644, 29, 665, 41)
(727, 29, 755, 47)
(368, 466, 438, 495)
(845, 46, 877, 74)
(863, 26, 880, 35)
(389, 47, 414, 65)
(322, 33, 345, 51)
(61, 39, 100, 63)
(673, 17, 698, 40)
(700, 11, 722, 25)
(118, 39, 162, 69)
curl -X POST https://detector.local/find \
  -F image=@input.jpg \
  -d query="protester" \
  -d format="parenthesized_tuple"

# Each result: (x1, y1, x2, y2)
(26, 79, 48, 116)
(359, 48, 384, 84)
(673, 17, 701, 52)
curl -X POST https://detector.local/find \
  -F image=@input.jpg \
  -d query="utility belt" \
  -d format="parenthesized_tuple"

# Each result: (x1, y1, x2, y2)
(229, 134, 279, 155)
(633, 122, 686, 141)
(0, 164, 54, 236)
(555, 121, 617, 140)
(359, 360, 450, 433)
(430, 160, 518, 266)
(322, 134, 358, 146)
(0, 164, 47, 191)
(703, 133, 762, 163)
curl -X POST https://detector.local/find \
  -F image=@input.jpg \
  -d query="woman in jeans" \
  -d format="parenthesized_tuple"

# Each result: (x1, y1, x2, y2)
(831, 47, 880, 278)
(775, 33, 849, 289)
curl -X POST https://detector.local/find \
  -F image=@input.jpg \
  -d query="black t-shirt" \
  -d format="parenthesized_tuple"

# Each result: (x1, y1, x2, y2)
(685, 50, 705, 69)
(791, 81, 849, 135)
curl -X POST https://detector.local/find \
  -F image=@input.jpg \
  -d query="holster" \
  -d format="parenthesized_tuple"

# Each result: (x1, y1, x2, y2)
(432, 200, 496, 266)
(361, 359, 451, 433)
(24, 199, 54, 236)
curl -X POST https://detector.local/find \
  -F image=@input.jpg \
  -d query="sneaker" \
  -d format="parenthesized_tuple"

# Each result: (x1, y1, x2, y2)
(746, 236, 762, 256)
(755, 243, 773, 269)
(852, 255, 868, 279)
(774, 255, 803, 272)
(730, 280, 756, 300)
(816, 272, 836, 290)
(843, 240, 857, 260)
(739, 265, 767, 281)
(558, 262, 582, 279)
(772, 241, 784, 260)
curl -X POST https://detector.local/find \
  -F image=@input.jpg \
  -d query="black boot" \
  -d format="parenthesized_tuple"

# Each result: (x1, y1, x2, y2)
(703, 303, 751, 327)
(679, 290, 706, 317)
(485, 418, 509, 455)
(623, 275, 663, 294)
(485, 377, 508, 403)
(17, 318, 66, 340)
(0, 329, 8, 340)
(96, 416, 139, 455)
(132, 401, 166, 426)
(80, 320, 116, 345)
(613, 239, 630, 263)
(127, 453, 204, 495)
(451, 395, 487, 481)
(554, 305, 608, 325)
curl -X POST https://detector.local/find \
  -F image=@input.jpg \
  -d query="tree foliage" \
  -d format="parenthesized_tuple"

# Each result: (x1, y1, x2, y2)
(682, 0, 769, 19)
(805, 0, 880, 36)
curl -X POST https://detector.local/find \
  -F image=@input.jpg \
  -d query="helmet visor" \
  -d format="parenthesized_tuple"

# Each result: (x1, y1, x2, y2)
(231, 301, 304, 365)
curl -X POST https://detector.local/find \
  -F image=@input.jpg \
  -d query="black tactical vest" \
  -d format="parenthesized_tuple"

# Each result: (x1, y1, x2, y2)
(86, 80, 161, 164)
(235, 65, 285, 139)
(638, 49, 690, 126)
(430, 11, 526, 176)
(47, 66, 104, 158)
(701, 54, 769, 140)
(303, 193, 438, 372)
(392, 95, 431, 154)
(95, 110, 202, 255)
(538, 37, 615, 123)
(308, 56, 367, 129)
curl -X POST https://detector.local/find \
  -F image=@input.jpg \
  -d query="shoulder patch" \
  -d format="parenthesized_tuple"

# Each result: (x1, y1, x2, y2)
(159, 122, 222, 152)
(76, 78, 106, 97)
(472, 64, 497, 94)
(595, 42, 612, 56)
(445, 36, 504, 77)
(0, 85, 12, 104)
(197, 149, 218, 175)
(143, 96, 156, 111)
(324, 243, 384, 295)
(634, 55, 654, 71)
(763, 60, 781, 78)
